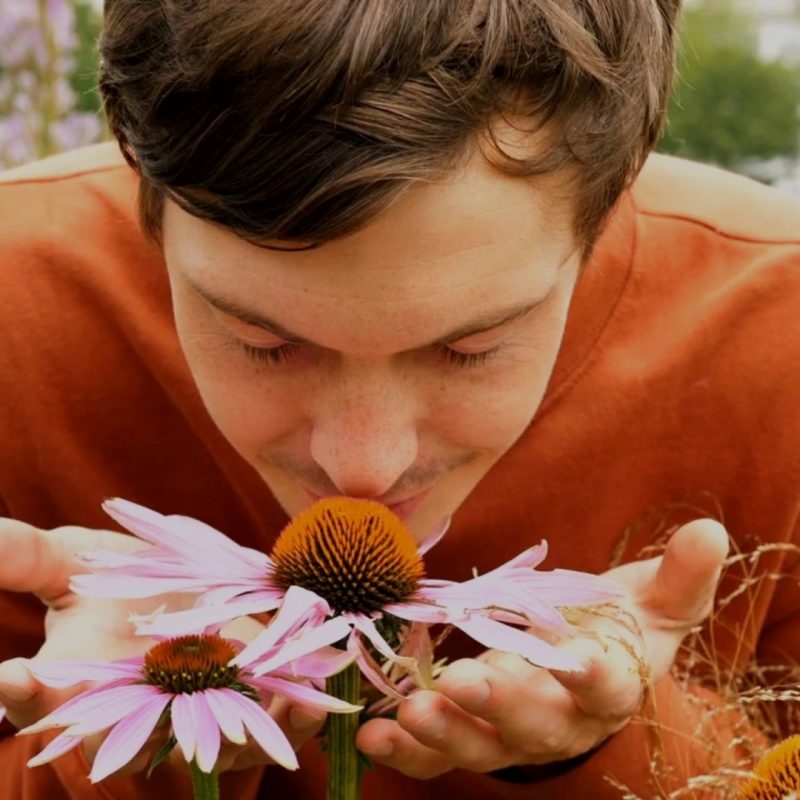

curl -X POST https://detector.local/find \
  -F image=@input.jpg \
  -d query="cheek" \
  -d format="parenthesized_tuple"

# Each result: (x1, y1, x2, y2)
(425, 302, 570, 452)
(198, 370, 302, 454)
(172, 304, 304, 452)
(424, 358, 550, 453)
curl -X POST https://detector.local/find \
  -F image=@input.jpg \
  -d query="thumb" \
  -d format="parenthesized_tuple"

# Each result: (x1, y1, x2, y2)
(646, 519, 729, 625)
(0, 658, 43, 729)
(0, 520, 88, 603)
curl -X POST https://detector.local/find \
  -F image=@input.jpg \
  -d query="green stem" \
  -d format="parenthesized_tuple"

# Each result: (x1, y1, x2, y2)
(189, 760, 219, 800)
(326, 663, 362, 800)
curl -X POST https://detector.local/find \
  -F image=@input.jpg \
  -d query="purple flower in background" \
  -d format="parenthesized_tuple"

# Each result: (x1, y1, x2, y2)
(0, 0, 103, 169)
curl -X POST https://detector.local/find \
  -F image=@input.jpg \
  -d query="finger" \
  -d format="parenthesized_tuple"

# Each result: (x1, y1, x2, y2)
(356, 716, 453, 780)
(0, 658, 46, 729)
(647, 519, 729, 624)
(218, 701, 326, 772)
(434, 659, 590, 757)
(0, 520, 86, 602)
(550, 637, 646, 722)
(268, 695, 327, 751)
(394, 689, 514, 772)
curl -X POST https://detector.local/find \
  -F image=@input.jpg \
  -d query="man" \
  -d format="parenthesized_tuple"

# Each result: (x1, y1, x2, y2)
(0, 1, 798, 798)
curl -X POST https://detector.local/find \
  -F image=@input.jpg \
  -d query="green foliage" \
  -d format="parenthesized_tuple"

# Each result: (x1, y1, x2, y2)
(70, 0, 103, 115)
(659, 2, 800, 166)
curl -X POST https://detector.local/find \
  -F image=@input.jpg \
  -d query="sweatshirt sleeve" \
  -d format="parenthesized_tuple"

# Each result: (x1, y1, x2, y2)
(449, 673, 760, 799)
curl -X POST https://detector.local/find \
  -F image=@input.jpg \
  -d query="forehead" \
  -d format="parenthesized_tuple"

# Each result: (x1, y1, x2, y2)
(162, 156, 576, 350)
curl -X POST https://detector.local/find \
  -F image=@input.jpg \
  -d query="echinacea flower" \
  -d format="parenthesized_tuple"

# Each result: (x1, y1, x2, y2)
(73, 497, 623, 696)
(737, 734, 800, 799)
(20, 631, 360, 783)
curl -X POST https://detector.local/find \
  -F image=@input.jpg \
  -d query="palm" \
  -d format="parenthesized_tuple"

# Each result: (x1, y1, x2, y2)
(0, 521, 183, 729)
(601, 520, 728, 680)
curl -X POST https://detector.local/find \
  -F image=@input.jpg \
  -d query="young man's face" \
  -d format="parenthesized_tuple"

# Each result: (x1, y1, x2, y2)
(162, 153, 581, 541)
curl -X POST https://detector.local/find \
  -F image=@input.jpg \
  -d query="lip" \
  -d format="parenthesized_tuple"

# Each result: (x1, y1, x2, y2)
(302, 486, 432, 522)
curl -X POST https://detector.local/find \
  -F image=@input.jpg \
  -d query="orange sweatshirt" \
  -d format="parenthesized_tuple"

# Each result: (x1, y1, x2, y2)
(0, 144, 799, 799)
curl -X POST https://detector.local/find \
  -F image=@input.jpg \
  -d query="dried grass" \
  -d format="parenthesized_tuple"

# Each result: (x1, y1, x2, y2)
(605, 512, 800, 799)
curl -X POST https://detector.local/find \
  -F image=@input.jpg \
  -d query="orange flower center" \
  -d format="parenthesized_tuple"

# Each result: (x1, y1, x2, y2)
(738, 735, 800, 800)
(270, 497, 424, 614)
(142, 634, 240, 694)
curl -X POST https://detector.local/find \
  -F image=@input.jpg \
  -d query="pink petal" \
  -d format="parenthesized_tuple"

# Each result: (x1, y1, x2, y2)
(77, 548, 173, 568)
(27, 731, 84, 767)
(346, 614, 416, 670)
(232, 586, 329, 667)
(67, 686, 164, 737)
(170, 693, 197, 763)
(21, 683, 155, 734)
(251, 676, 361, 713)
(348, 634, 406, 701)
(455, 616, 584, 671)
(203, 688, 246, 745)
(71, 573, 211, 599)
(461, 584, 573, 634)
(134, 595, 279, 637)
(89, 693, 171, 782)
(529, 569, 625, 603)
(193, 693, 221, 773)
(248, 617, 353, 675)
(483, 542, 549, 573)
(103, 499, 266, 575)
(26, 659, 142, 689)
(383, 599, 452, 625)
(282, 646, 354, 679)
(416, 516, 451, 556)
(198, 585, 281, 607)
(219, 689, 298, 770)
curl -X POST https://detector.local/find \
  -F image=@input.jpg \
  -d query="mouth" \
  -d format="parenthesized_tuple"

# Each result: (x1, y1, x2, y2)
(302, 486, 433, 522)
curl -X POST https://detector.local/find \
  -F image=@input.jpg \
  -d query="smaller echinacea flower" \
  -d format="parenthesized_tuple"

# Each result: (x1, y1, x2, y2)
(20, 632, 359, 782)
(73, 498, 623, 696)
(737, 734, 800, 800)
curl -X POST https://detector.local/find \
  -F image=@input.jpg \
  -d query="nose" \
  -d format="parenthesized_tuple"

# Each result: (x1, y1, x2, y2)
(309, 361, 419, 498)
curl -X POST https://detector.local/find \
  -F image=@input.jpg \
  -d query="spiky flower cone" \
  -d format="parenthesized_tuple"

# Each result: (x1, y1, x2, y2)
(738, 735, 800, 799)
(275, 498, 417, 800)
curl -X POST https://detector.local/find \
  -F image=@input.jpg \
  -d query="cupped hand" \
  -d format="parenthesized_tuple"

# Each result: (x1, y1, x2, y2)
(0, 517, 325, 776)
(356, 518, 729, 778)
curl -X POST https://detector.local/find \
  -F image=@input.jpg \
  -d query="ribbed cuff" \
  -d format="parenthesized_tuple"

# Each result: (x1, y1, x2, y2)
(488, 736, 612, 784)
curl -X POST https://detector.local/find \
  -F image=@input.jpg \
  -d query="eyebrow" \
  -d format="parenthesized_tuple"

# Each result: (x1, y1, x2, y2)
(190, 279, 548, 348)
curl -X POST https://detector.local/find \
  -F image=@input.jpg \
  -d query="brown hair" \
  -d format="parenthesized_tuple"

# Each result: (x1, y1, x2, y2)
(100, 0, 680, 248)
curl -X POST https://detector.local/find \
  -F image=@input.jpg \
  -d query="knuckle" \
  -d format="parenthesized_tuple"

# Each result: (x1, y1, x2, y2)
(531, 725, 569, 756)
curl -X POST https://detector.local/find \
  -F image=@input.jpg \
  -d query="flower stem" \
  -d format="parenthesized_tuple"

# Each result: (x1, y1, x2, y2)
(189, 760, 219, 800)
(326, 663, 362, 800)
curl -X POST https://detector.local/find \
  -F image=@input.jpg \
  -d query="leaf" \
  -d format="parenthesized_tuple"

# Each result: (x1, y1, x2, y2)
(146, 735, 177, 779)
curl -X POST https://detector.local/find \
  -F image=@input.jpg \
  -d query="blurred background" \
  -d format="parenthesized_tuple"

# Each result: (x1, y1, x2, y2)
(0, 0, 799, 195)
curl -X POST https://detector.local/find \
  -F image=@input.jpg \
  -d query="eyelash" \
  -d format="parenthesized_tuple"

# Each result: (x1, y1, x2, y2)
(237, 341, 501, 369)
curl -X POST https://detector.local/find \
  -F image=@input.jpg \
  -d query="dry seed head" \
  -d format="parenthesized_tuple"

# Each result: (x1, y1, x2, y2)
(271, 497, 424, 614)
(142, 634, 239, 694)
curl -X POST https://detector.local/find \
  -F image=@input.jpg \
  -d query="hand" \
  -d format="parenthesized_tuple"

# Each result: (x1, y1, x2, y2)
(0, 518, 325, 775)
(355, 518, 729, 778)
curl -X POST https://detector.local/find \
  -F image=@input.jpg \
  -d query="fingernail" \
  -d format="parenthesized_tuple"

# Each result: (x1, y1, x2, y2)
(468, 679, 491, 705)
(364, 740, 394, 758)
(0, 681, 34, 702)
(416, 713, 446, 741)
